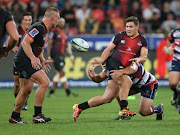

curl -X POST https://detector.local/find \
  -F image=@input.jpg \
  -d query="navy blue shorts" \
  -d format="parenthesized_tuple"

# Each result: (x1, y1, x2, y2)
(170, 60, 180, 72)
(13, 65, 19, 76)
(139, 82, 158, 100)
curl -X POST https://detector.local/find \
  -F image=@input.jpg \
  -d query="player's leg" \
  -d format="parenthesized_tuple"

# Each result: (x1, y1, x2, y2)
(73, 80, 119, 122)
(13, 75, 20, 98)
(139, 82, 163, 120)
(30, 70, 52, 123)
(9, 78, 34, 124)
(48, 72, 59, 97)
(59, 70, 78, 97)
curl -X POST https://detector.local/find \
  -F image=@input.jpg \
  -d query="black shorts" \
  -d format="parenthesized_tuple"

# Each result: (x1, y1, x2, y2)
(105, 57, 124, 80)
(14, 59, 41, 79)
(52, 54, 65, 71)
(13, 65, 19, 76)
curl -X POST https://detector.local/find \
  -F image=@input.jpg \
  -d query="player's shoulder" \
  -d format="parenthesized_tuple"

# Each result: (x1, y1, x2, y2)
(114, 31, 126, 38)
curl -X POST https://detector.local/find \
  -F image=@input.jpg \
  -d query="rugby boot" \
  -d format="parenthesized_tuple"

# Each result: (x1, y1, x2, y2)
(72, 104, 82, 122)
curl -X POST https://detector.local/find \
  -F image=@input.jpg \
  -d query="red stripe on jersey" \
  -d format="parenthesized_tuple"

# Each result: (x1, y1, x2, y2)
(27, 33, 34, 41)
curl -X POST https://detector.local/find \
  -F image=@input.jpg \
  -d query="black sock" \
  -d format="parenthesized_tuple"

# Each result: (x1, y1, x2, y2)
(49, 89, 54, 94)
(14, 93, 18, 98)
(66, 89, 71, 96)
(12, 111, 20, 119)
(34, 106, 42, 116)
(78, 101, 90, 110)
(120, 100, 128, 110)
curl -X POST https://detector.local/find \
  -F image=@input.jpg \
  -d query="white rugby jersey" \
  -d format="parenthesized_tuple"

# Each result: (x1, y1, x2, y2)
(130, 64, 157, 88)
(168, 28, 180, 61)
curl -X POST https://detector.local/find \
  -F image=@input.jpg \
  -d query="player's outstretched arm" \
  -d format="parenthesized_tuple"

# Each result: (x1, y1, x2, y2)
(88, 68, 107, 83)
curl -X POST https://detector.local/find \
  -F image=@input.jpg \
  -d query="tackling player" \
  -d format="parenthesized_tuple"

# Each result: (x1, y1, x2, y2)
(73, 62, 163, 121)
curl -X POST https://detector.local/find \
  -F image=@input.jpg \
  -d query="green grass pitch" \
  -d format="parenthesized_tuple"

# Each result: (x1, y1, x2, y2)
(0, 87, 180, 135)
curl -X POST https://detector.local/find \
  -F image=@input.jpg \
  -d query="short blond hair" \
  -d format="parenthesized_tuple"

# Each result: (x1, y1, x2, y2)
(44, 7, 59, 18)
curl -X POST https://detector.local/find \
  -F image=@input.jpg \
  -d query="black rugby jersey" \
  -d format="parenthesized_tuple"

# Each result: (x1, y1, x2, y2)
(49, 27, 67, 56)
(15, 21, 48, 60)
(0, 8, 13, 48)
(110, 31, 148, 67)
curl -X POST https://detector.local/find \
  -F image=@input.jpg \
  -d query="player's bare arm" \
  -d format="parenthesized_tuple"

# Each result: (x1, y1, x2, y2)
(21, 34, 42, 70)
(88, 68, 107, 83)
(6, 21, 19, 51)
(166, 39, 174, 56)
(129, 47, 148, 65)
(66, 41, 75, 65)
(89, 41, 116, 69)
(39, 50, 51, 73)
(110, 62, 138, 79)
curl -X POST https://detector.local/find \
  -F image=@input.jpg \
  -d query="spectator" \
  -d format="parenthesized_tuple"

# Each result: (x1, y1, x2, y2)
(98, 14, 114, 34)
(88, 0, 105, 9)
(150, 12, 162, 33)
(162, 12, 179, 32)
(80, 11, 98, 34)
(70, 0, 88, 9)
(170, 0, 180, 17)
(160, 1, 174, 22)
(75, 4, 91, 25)
(61, 1, 77, 27)
(127, 0, 142, 22)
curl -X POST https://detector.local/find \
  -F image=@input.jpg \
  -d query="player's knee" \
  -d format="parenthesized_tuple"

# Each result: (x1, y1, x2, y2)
(42, 78, 50, 88)
(139, 110, 148, 116)
(103, 96, 114, 103)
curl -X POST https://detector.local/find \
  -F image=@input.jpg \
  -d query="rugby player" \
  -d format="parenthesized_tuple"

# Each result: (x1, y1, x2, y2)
(47, 17, 78, 97)
(5, 12, 32, 110)
(0, 7, 19, 58)
(167, 28, 180, 113)
(72, 16, 149, 122)
(9, 7, 60, 124)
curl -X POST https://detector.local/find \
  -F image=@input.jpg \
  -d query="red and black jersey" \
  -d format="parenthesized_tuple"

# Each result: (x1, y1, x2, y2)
(168, 28, 180, 61)
(111, 31, 148, 67)
(17, 26, 25, 47)
(15, 21, 48, 61)
(0, 8, 13, 49)
(49, 28, 67, 56)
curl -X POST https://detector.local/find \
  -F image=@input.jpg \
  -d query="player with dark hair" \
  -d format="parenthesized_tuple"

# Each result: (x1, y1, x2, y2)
(167, 28, 180, 112)
(5, 12, 33, 110)
(87, 62, 164, 120)
(72, 16, 148, 122)
(9, 7, 60, 124)
(47, 17, 78, 97)
(0, 7, 19, 58)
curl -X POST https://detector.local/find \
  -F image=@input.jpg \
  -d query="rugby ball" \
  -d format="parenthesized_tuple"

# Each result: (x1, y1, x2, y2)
(70, 38, 89, 52)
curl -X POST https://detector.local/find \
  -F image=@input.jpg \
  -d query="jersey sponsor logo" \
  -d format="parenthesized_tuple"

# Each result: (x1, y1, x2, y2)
(121, 40, 125, 44)
(29, 28, 39, 38)
(127, 47, 131, 51)
(137, 41, 142, 46)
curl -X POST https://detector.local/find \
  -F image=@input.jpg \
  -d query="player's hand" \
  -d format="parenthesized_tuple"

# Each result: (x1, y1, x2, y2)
(129, 58, 140, 66)
(89, 58, 102, 70)
(0, 47, 10, 58)
(168, 47, 174, 56)
(110, 70, 124, 79)
(30, 56, 42, 70)
(12, 46, 19, 53)
(88, 68, 95, 79)
(42, 60, 53, 73)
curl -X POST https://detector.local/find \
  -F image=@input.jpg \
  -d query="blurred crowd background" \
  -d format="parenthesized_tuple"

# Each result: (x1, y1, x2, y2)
(1, 0, 180, 36)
